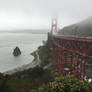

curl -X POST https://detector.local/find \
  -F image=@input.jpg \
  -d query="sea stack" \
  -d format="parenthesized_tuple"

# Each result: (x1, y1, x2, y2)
(13, 46, 21, 56)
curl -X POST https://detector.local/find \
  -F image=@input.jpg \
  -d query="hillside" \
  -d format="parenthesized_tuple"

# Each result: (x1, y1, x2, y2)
(58, 17, 92, 37)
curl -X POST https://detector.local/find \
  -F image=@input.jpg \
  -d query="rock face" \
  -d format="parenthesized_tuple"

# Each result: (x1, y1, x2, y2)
(13, 46, 21, 56)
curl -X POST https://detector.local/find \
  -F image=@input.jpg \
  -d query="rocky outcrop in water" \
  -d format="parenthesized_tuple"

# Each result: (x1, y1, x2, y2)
(13, 46, 21, 56)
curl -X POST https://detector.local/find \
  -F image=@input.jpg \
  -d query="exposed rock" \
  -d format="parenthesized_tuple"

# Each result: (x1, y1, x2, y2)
(13, 46, 21, 56)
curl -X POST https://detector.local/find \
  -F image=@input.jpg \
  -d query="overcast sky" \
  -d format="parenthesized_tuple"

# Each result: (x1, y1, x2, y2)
(0, 0, 92, 31)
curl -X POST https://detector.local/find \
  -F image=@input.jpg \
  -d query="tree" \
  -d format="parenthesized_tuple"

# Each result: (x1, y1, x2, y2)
(0, 78, 11, 92)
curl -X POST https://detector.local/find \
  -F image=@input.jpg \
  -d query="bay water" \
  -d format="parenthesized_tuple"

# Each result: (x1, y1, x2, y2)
(0, 33, 47, 72)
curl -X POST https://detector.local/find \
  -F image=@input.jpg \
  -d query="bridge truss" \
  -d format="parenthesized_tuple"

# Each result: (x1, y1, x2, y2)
(51, 19, 92, 79)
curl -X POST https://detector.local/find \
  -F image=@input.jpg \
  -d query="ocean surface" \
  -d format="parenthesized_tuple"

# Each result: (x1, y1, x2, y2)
(0, 33, 47, 72)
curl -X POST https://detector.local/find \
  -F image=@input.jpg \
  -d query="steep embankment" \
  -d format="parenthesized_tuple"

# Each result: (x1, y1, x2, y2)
(58, 17, 92, 37)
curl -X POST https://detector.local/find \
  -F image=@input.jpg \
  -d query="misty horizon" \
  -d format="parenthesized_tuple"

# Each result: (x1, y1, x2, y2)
(0, 0, 92, 31)
(0, 29, 49, 34)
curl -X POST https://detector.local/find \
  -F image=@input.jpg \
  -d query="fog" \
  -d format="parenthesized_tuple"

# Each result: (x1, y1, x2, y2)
(0, 0, 92, 31)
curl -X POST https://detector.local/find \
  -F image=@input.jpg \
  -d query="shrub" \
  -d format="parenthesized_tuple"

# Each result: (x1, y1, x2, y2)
(39, 75, 92, 92)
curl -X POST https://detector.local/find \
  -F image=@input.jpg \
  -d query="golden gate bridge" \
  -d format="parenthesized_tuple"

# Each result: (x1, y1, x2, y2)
(51, 19, 92, 79)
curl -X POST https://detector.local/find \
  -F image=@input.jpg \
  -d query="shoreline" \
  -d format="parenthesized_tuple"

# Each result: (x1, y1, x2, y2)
(3, 50, 41, 75)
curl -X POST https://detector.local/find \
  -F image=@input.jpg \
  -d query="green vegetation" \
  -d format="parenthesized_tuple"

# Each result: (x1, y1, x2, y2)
(0, 66, 54, 92)
(0, 71, 92, 92)
(38, 35, 53, 67)
(39, 75, 92, 92)
(38, 45, 53, 67)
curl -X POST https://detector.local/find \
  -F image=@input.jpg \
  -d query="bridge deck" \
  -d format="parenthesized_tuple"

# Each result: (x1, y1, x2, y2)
(54, 35, 92, 42)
